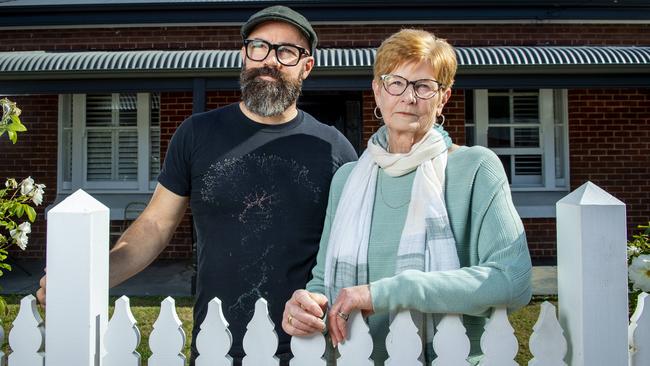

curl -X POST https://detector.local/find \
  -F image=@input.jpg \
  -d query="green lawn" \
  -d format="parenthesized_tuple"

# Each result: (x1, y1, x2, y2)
(1, 294, 556, 363)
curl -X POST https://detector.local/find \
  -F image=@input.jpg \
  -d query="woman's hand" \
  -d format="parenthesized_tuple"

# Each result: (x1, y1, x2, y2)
(282, 289, 328, 336)
(328, 284, 374, 347)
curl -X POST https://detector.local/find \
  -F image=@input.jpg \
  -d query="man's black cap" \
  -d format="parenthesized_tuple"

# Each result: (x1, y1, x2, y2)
(240, 5, 318, 53)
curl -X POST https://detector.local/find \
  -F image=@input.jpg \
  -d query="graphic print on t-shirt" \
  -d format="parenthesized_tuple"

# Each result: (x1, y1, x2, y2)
(200, 152, 322, 319)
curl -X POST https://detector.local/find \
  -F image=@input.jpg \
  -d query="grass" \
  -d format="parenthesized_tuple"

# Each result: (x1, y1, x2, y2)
(0, 294, 556, 363)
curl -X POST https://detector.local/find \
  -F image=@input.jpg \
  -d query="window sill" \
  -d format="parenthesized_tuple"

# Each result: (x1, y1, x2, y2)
(511, 191, 569, 218)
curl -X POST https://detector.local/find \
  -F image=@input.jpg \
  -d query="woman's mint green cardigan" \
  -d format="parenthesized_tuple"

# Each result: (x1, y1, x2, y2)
(306, 145, 533, 364)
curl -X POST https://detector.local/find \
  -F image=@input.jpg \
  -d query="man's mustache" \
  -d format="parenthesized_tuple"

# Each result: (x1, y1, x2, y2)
(245, 66, 284, 82)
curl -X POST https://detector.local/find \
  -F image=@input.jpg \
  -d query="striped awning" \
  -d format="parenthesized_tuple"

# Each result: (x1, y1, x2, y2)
(1, 46, 649, 79)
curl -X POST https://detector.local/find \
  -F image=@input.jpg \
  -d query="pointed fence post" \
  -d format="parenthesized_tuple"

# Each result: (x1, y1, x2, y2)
(556, 181, 628, 365)
(46, 189, 109, 366)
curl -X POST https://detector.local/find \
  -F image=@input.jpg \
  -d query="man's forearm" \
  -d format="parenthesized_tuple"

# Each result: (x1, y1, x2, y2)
(108, 217, 174, 287)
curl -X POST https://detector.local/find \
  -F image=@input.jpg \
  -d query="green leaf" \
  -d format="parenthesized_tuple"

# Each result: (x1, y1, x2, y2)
(26, 205, 36, 222)
(0, 262, 10, 270)
(7, 120, 27, 132)
(16, 204, 24, 218)
(8, 130, 17, 144)
(0, 296, 7, 317)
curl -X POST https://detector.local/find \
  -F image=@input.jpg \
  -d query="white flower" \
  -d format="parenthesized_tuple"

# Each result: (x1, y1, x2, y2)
(19, 176, 34, 196)
(5, 178, 17, 189)
(31, 183, 46, 206)
(628, 246, 642, 259)
(9, 222, 31, 250)
(1, 100, 10, 116)
(629, 254, 650, 292)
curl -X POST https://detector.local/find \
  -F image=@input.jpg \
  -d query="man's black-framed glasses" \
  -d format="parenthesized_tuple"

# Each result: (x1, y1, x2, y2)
(380, 74, 444, 100)
(244, 39, 310, 67)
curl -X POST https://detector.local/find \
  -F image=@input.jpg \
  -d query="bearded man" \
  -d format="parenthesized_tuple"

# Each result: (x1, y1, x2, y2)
(37, 5, 357, 366)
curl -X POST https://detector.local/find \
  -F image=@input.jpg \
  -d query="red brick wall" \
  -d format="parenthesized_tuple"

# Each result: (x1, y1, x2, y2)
(522, 219, 557, 264)
(0, 95, 59, 259)
(568, 88, 650, 236)
(155, 92, 194, 259)
(1, 24, 648, 52)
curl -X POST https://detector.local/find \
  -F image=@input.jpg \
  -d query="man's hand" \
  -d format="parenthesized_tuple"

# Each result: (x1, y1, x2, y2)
(36, 269, 46, 305)
(282, 289, 328, 336)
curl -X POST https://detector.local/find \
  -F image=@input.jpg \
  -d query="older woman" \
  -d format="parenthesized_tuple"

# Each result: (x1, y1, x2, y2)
(282, 29, 532, 364)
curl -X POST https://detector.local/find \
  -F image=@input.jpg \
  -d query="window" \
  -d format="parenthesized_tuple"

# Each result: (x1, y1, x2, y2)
(465, 89, 569, 191)
(58, 93, 160, 193)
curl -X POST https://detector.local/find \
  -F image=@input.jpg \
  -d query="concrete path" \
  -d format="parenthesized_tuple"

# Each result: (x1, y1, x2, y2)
(0, 259, 557, 297)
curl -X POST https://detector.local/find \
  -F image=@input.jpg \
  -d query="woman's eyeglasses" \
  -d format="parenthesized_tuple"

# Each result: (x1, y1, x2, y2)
(380, 74, 444, 100)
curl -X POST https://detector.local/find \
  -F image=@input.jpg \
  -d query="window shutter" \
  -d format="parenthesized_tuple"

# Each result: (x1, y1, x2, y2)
(85, 94, 138, 182)
(87, 130, 113, 181)
(86, 95, 114, 181)
(513, 94, 538, 124)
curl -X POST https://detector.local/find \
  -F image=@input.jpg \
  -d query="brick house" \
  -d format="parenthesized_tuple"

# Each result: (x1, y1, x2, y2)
(1, 0, 648, 265)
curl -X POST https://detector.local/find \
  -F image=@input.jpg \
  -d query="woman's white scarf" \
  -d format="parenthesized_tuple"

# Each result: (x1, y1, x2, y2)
(323, 125, 460, 349)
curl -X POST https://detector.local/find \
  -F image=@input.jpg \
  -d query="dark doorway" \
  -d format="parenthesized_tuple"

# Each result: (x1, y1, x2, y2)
(298, 91, 363, 153)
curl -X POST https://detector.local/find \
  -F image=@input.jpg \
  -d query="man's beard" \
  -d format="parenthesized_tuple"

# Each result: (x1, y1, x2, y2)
(240, 65, 303, 117)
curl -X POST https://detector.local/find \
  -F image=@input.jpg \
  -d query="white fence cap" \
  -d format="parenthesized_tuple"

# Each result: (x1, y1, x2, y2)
(556, 181, 625, 207)
(47, 189, 109, 215)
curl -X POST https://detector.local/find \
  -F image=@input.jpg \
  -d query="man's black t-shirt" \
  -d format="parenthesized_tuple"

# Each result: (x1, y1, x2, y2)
(158, 103, 357, 359)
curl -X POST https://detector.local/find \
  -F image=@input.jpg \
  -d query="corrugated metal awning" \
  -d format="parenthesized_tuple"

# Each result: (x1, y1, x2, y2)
(1, 46, 649, 83)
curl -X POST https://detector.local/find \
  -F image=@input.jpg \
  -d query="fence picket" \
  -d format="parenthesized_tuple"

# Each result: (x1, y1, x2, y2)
(385, 310, 423, 366)
(479, 308, 518, 366)
(8, 295, 44, 366)
(432, 314, 470, 366)
(148, 297, 186, 366)
(629, 292, 650, 366)
(242, 298, 279, 366)
(290, 331, 326, 366)
(337, 311, 373, 366)
(529, 301, 566, 366)
(103, 296, 141, 366)
(196, 298, 233, 366)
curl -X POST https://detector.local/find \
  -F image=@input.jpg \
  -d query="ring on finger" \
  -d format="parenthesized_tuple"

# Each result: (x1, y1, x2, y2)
(288, 314, 294, 326)
(337, 311, 350, 321)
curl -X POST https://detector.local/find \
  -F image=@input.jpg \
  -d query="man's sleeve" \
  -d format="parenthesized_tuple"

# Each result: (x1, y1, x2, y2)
(158, 117, 193, 197)
(332, 127, 358, 169)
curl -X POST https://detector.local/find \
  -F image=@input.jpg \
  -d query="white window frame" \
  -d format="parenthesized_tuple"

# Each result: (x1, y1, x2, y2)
(57, 93, 158, 194)
(471, 89, 570, 192)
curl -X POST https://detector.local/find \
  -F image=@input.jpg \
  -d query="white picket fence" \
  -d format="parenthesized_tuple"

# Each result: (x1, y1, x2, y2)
(1, 181, 649, 365)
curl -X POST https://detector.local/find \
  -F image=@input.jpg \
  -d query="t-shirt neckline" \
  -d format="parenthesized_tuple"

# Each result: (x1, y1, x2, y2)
(235, 103, 304, 133)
